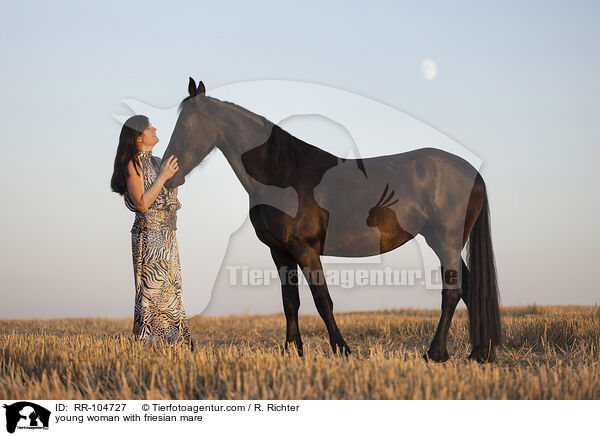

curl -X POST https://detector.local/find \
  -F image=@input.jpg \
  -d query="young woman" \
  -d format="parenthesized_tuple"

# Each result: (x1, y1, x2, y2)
(110, 115, 195, 351)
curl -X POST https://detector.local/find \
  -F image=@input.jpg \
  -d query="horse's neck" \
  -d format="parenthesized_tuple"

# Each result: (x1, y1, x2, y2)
(215, 101, 339, 196)
(216, 104, 272, 195)
(222, 108, 273, 156)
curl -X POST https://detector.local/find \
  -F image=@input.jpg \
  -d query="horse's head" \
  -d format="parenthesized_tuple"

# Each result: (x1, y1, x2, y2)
(163, 77, 224, 189)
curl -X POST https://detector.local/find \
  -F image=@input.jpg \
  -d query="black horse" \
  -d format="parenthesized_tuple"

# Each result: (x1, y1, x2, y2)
(162, 78, 501, 362)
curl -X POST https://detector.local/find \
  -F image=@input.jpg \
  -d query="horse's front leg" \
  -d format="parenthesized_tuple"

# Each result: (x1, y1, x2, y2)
(295, 248, 351, 356)
(270, 248, 303, 356)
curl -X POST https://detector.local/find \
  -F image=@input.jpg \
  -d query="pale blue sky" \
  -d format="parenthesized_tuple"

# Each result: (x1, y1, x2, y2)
(1, 1, 599, 318)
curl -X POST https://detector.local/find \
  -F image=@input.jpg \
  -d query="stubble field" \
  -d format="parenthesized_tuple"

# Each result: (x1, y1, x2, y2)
(1, 305, 599, 400)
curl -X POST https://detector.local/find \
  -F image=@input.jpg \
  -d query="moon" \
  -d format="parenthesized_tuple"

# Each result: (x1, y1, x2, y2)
(421, 59, 438, 81)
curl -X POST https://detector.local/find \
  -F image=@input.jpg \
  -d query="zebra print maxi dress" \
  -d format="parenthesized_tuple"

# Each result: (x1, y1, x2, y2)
(124, 149, 194, 351)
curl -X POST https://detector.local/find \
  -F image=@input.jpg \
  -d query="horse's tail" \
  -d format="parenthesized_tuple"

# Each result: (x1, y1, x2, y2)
(466, 183, 502, 350)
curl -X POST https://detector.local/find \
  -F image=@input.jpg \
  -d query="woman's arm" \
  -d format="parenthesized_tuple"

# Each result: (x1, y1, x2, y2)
(126, 156, 179, 213)
(126, 159, 168, 213)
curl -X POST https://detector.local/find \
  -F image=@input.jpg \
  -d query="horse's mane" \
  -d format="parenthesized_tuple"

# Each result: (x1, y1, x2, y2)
(220, 101, 337, 170)
(264, 123, 309, 174)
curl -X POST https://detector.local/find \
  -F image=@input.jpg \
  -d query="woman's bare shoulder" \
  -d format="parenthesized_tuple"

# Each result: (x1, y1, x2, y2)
(126, 157, 142, 178)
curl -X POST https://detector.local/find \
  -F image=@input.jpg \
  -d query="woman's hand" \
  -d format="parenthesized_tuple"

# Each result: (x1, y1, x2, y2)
(159, 155, 179, 181)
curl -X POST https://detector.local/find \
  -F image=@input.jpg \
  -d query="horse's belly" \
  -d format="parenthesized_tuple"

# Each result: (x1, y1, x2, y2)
(320, 224, 415, 257)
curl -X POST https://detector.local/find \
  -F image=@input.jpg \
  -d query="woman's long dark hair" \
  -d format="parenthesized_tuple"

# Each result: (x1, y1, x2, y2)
(110, 115, 149, 195)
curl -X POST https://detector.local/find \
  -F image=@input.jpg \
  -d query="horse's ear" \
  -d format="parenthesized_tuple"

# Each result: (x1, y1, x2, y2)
(188, 77, 197, 97)
(197, 81, 206, 95)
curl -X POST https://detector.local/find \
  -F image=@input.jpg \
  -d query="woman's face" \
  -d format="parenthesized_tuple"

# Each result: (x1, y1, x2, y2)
(137, 122, 159, 148)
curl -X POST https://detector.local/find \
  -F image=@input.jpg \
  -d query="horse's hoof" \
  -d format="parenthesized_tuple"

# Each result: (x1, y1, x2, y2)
(423, 348, 450, 363)
(468, 347, 496, 363)
(283, 341, 304, 357)
(332, 341, 351, 357)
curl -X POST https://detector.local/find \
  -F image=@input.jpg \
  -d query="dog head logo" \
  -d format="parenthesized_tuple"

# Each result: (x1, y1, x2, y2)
(3, 402, 50, 433)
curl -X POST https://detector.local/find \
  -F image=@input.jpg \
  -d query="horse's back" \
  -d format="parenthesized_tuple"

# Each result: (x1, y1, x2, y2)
(364, 147, 478, 178)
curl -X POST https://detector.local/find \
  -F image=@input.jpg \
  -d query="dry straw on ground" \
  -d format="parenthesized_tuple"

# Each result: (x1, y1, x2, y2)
(1, 305, 598, 399)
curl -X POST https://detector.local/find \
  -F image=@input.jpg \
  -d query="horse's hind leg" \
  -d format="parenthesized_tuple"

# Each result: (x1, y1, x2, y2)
(422, 231, 463, 362)
(295, 248, 351, 356)
(270, 248, 303, 356)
